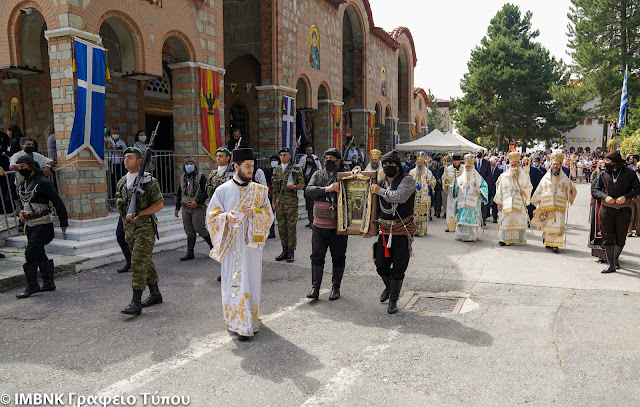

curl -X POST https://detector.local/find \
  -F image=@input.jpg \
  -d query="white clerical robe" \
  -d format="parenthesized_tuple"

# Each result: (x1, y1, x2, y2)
(494, 168, 533, 245)
(207, 179, 274, 337)
(410, 166, 436, 236)
(444, 165, 464, 232)
(452, 169, 489, 242)
(530, 171, 577, 248)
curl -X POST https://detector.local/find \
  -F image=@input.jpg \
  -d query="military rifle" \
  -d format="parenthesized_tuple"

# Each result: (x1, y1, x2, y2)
(127, 121, 160, 239)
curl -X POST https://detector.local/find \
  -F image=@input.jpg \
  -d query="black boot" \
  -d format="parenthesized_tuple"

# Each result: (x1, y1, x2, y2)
(307, 265, 324, 299)
(275, 246, 288, 261)
(268, 223, 276, 239)
(329, 266, 344, 301)
(117, 245, 132, 273)
(306, 212, 313, 228)
(39, 259, 56, 292)
(141, 284, 163, 308)
(614, 245, 623, 269)
(601, 246, 617, 274)
(121, 290, 143, 315)
(203, 234, 214, 250)
(180, 237, 196, 261)
(287, 248, 295, 263)
(387, 279, 403, 314)
(380, 278, 391, 302)
(16, 264, 40, 298)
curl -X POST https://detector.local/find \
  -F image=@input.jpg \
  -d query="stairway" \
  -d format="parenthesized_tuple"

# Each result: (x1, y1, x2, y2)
(5, 207, 187, 271)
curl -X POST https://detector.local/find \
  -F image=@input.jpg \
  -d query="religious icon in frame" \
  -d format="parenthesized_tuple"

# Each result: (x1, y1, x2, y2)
(309, 25, 320, 70)
(337, 167, 378, 236)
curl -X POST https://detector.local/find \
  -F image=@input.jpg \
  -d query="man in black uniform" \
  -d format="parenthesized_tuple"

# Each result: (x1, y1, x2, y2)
(15, 155, 68, 298)
(369, 151, 416, 314)
(175, 156, 212, 261)
(430, 155, 444, 218)
(304, 148, 348, 300)
(592, 150, 640, 273)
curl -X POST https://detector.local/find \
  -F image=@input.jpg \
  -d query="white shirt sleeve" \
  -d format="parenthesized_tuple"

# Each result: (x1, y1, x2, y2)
(255, 168, 267, 186)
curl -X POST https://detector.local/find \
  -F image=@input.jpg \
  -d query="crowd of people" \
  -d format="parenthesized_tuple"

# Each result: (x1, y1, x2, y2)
(3, 127, 640, 341)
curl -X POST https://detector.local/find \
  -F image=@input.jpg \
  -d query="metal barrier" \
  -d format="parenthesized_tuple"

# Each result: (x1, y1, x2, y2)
(106, 149, 176, 210)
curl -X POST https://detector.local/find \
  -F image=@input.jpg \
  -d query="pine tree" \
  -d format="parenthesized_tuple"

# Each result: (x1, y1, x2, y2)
(453, 4, 573, 151)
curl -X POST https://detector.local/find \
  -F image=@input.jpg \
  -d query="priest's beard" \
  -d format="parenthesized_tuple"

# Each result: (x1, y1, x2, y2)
(509, 167, 520, 184)
(463, 168, 474, 185)
(552, 170, 561, 177)
(237, 171, 252, 184)
(371, 162, 378, 169)
(416, 166, 424, 178)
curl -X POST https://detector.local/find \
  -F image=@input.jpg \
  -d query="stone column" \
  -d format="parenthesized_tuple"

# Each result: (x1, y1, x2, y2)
(255, 85, 297, 158)
(398, 121, 415, 145)
(350, 109, 373, 150)
(315, 99, 339, 153)
(168, 62, 225, 180)
(45, 28, 108, 220)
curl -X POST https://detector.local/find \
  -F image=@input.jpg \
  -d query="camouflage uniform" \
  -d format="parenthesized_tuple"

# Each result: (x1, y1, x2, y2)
(272, 164, 304, 250)
(116, 173, 164, 290)
(206, 166, 233, 199)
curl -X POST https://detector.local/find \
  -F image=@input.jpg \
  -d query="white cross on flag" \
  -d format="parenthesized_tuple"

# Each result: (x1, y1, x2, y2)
(282, 96, 295, 150)
(67, 38, 107, 161)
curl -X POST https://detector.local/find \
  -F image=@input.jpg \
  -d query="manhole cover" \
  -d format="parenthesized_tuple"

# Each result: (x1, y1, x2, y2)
(405, 295, 465, 314)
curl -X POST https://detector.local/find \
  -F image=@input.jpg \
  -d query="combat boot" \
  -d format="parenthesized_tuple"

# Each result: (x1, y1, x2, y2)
(601, 246, 617, 274)
(286, 248, 295, 263)
(275, 246, 288, 261)
(141, 284, 163, 308)
(307, 265, 323, 299)
(180, 236, 196, 261)
(16, 264, 40, 299)
(121, 290, 143, 315)
(203, 235, 214, 250)
(380, 278, 391, 302)
(387, 279, 404, 314)
(614, 245, 623, 269)
(329, 266, 344, 301)
(117, 245, 132, 273)
(39, 259, 56, 292)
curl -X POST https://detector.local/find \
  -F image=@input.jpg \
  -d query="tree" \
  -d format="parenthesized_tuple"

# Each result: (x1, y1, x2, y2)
(568, 0, 640, 118)
(453, 3, 575, 151)
(425, 89, 443, 132)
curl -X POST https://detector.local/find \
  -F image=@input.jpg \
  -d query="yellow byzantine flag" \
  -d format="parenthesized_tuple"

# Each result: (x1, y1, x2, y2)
(200, 68, 222, 154)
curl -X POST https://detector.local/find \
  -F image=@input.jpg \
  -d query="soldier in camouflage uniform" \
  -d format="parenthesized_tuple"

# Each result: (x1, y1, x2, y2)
(206, 147, 233, 199)
(116, 147, 165, 316)
(272, 147, 304, 262)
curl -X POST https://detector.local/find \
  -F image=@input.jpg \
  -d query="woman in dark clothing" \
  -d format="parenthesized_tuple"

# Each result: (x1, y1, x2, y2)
(7, 124, 25, 156)
(303, 156, 319, 227)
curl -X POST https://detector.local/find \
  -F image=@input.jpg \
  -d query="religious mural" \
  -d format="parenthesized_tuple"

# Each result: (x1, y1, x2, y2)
(309, 25, 320, 70)
(381, 67, 386, 97)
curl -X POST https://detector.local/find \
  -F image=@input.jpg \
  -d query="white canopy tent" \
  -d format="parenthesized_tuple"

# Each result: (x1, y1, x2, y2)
(448, 132, 488, 152)
(396, 129, 475, 152)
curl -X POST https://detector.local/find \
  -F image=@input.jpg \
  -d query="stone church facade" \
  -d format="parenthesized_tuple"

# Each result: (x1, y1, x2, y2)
(0, 0, 430, 220)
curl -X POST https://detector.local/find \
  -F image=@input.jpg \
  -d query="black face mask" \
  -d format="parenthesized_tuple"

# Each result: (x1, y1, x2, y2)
(19, 168, 33, 178)
(306, 161, 314, 167)
(325, 160, 337, 172)
(604, 163, 614, 172)
(25, 146, 37, 154)
(383, 165, 398, 177)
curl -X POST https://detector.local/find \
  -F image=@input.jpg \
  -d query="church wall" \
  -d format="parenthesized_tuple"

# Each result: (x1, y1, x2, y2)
(366, 34, 398, 121)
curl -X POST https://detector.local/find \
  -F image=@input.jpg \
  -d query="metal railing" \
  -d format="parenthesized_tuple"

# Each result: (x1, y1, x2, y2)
(105, 149, 176, 210)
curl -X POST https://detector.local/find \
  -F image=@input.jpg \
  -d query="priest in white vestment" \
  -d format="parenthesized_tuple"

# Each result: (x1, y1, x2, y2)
(494, 152, 533, 246)
(451, 154, 489, 242)
(409, 152, 436, 236)
(364, 149, 384, 181)
(207, 148, 274, 340)
(530, 151, 577, 253)
(444, 154, 464, 232)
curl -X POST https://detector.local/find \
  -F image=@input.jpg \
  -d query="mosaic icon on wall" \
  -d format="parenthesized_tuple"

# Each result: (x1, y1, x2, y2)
(381, 67, 386, 97)
(309, 25, 320, 70)
(10, 97, 20, 125)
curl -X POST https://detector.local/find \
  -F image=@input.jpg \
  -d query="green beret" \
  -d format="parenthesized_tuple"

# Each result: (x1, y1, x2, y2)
(279, 147, 291, 154)
(215, 147, 231, 156)
(123, 147, 143, 157)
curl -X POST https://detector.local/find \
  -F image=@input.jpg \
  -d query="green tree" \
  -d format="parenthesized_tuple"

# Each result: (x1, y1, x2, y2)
(425, 89, 444, 132)
(568, 0, 640, 119)
(453, 3, 574, 151)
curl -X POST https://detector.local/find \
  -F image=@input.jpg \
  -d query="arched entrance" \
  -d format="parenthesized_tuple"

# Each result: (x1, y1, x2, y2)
(295, 77, 314, 154)
(100, 18, 137, 75)
(397, 48, 409, 122)
(229, 102, 248, 138)
(342, 5, 365, 146)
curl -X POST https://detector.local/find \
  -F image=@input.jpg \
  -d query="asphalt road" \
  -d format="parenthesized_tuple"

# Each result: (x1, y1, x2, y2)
(1, 183, 639, 406)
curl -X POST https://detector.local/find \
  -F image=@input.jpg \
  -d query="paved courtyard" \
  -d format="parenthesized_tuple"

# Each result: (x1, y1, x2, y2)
(1, 183, 639, 406)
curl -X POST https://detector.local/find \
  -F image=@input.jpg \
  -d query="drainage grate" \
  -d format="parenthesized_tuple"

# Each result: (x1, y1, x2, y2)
(405, 295, 465, 314)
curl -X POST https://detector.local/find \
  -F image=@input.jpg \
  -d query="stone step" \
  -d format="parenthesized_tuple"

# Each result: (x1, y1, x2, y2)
(54, 213, 184, 241)
(6, 223, 185, 256)
(67, 207, 178, 228)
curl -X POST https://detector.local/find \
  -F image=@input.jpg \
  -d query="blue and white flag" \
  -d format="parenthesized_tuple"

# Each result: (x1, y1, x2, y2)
(393, 119, 399, 149)
(68, 38, 107, 161)
(282, 96, 295, 150)
(618, 65, 629, 129)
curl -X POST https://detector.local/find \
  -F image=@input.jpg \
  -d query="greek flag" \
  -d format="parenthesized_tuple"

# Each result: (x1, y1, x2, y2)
(618, 65, 629, 129)
(282, 96, 295, 149)
(393, 119, 399, 148)
(68, 38, 107, 161)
